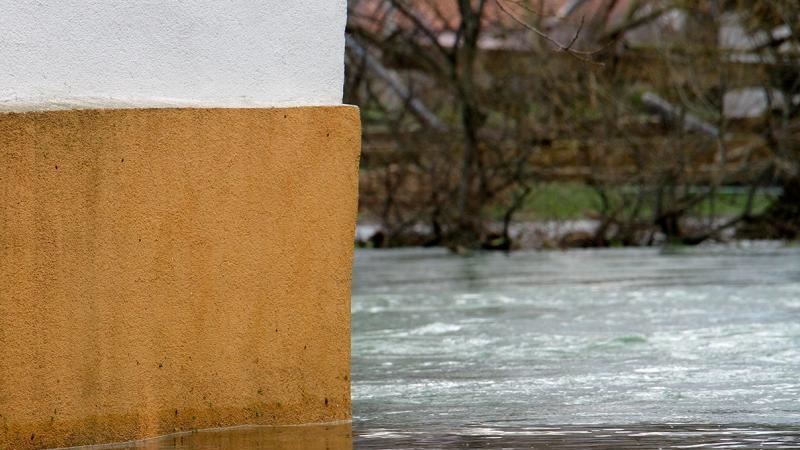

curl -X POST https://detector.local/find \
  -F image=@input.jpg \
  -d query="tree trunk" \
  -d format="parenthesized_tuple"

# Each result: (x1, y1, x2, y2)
(451, 0, 486, 250)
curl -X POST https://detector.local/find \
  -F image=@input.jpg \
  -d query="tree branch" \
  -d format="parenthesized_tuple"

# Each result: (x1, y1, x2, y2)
(346, 35, 449, 132)
(494, 0, 608, 65)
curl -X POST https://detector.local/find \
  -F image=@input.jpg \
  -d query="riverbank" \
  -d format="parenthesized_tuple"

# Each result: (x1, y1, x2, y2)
(356, 180, 799, 250)
(356, 218, 796, 250)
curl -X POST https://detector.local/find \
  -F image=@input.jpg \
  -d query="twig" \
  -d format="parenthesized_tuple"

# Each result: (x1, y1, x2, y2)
(494, 0, 607, 65)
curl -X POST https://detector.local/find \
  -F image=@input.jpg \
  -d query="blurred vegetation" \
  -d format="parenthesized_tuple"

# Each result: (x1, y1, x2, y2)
(347, 0, 800, 251)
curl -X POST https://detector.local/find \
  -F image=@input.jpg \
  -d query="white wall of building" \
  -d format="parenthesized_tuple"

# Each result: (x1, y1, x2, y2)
(0, 0, 346, 110)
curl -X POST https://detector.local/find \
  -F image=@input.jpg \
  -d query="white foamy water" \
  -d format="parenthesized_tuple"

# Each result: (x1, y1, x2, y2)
(351, 244, 800, 441)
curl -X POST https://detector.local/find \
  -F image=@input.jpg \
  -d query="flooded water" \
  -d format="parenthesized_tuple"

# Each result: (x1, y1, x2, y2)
(81, 244, 800, 449)
(351, 244, 800, 448)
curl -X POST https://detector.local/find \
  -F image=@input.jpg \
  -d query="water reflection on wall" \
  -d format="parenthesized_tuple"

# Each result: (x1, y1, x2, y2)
(71, 424, 353, 450)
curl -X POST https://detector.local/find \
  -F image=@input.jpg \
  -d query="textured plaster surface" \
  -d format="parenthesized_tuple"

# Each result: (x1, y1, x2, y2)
(0, 106, 360, 450)
(0, 0, 346, 110)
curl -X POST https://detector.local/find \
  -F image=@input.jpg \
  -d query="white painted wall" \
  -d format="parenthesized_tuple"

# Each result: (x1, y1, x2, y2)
(0, 1, 346, 110)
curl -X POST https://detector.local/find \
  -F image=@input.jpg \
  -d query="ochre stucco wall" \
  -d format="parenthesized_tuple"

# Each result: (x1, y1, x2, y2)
(0, 107, 360, 450)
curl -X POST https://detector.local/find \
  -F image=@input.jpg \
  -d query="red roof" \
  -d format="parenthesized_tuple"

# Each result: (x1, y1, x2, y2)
(350, 1, 635, 29)
(349, 0, 636, 49)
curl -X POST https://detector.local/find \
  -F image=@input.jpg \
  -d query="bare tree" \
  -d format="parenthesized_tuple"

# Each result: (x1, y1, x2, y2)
(348, 0, 799, 250)
(348, 0, 604, 251)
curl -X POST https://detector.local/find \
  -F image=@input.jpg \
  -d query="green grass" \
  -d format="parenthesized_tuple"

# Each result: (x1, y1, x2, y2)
(506, 183, 777, 221)
(517, 183, 602, 220)
(693, 189, 775, 218)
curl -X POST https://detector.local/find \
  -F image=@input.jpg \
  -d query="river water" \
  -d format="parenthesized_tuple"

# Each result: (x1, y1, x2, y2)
(351, 244, 800, 448)
(85, 244, 800, 449)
